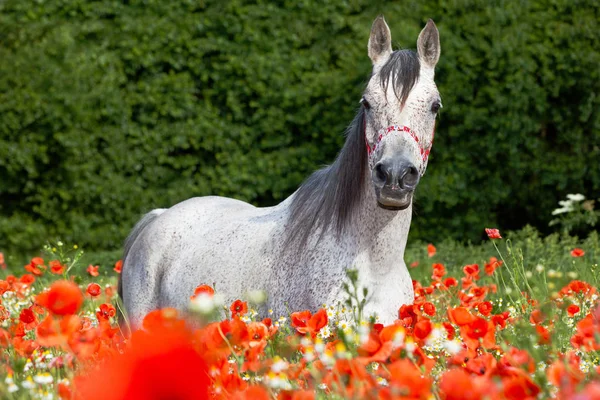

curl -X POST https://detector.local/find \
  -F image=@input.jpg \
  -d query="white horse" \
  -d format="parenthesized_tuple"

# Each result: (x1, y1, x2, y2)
(120, 16, 442, 328)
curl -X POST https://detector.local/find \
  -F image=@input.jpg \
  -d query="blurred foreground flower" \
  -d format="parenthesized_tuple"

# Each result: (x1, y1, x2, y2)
(74, 325, 209, 400)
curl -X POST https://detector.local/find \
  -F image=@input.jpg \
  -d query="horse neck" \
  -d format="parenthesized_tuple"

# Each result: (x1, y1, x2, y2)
(353, 175, 413, 274)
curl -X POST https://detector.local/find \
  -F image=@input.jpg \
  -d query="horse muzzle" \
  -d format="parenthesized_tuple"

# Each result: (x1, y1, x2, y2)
(372, 159, 419, 210)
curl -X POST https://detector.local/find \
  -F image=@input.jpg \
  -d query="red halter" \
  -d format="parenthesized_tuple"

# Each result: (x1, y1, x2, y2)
(365, 125, 431, 163)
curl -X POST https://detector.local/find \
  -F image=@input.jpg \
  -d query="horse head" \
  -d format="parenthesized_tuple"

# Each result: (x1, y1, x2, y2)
(363, 17, 441, 210)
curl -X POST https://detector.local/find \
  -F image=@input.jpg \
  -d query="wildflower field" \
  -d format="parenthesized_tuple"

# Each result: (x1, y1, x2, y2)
(0, 226, 599, 399)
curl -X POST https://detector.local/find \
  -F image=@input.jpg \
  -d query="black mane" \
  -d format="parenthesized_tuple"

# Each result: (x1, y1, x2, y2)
(284, 50, 420, 253)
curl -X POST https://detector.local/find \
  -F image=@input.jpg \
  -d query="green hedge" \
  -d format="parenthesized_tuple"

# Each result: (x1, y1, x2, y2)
(0, 0, 598, 254)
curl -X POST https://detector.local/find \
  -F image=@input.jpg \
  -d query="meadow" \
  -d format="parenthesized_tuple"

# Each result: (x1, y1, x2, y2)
(0, 223, 599, 399)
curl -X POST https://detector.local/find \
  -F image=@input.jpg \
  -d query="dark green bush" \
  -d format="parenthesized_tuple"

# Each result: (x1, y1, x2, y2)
(0, 0, 598, 254)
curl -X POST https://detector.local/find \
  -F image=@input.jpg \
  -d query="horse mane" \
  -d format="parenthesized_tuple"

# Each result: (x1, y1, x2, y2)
(284, 50, 420, 254)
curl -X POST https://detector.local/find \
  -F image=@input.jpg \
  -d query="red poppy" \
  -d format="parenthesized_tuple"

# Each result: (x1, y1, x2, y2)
(114, 260, 123, 273)
(230, 300, 248, 318)
(567, 304, 580, 317)
(432, 263, 446, 281)
(357, 330, 393, 363)
(86, 283, 102, 297)
(448, 307, 477, 326)
(49, 260, 65, 275)
(439, 368, 497, 400)
(190, 284, 215, 300)
(97, 303, 116, 320)
(484, 257, 503, 275)
(571, 248, 585, 257)
(535, 325, 551, 345)
(477, 301, 493, 316)
(414, 319, 433, 340)
(386, 359, 432, 399)
(410, 261, 419, 268)
(74, 327, 209, 400)
(86, 265, 100, 277)
(422, 302, 436, 316)
(485, 228, 502, 239)
(25, 257, 46, 276)
(36, 280, 83, 316)
(19, 307, 38, 330)
(427, 243, 436, 257)
(290, 309, 328, 337)
(444, 277, 458, 288)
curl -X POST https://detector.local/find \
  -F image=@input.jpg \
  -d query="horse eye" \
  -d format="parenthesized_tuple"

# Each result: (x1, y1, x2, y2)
(431, 101, 441, 114)
(360, 97, 371, 110)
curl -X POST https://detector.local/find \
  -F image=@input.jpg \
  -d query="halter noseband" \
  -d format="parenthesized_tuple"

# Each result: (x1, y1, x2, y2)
(362, 103, 434, 175)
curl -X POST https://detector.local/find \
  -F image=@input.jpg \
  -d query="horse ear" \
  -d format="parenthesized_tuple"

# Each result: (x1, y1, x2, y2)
(417, 19, 440, 68)
(368, 15, 392, 66)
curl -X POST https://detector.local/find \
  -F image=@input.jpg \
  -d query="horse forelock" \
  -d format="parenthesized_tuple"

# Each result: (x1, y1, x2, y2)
(379, 50, 421, 105)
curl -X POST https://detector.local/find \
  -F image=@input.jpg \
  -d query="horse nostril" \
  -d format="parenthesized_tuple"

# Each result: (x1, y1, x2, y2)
(374, 163, 388, 184)
(400, 164, 419, 189)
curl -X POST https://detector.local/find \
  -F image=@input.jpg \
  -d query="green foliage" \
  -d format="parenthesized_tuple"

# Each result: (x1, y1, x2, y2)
(0, 0, 598, 254)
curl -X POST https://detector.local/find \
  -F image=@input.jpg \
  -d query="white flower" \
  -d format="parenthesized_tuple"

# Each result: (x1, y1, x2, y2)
(303, 350, 315, 362)
(536, 265, 545, 273)
(552, 207, 571, 215)
(358, 324, 370, 344)
(567, 193, 585, 202)
(318, 325, 332, 340)
(33, 373, 53, 385)
(444, 339, 464, 355)
(392, 329, 406, 349)
(246, 290, 267, 305)
(189, 293, 216, 314)
(21, 377, 35, 389)
(271, 358, 289, 373)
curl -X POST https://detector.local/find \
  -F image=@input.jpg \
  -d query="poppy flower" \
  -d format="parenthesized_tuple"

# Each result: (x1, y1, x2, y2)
(36, 280, 83, 316)
(25, 257, 46, 276)
(74, 327, 209, 400)
(357, 331, 394, 363)
(444, 277, 458, 288)
(290, 309, 328, 337)
(484, 257, 503, 275)
(49, 260, 65, 275)
(230, 300, 248, 318)
(114, 260, 123, 273)
(190, 284, 215, 300)
(432, 263, 446, 281)
(485, 228, 502, 239)
(414, 319, 433, 340)
(422, 302, 436, 316)
(567, 304, 580, 317)
(427, 244, 436, 257)
(86, 283, 102, 297)
(386, 359, 432, 399)
(20, 274, 35, 286)
(97, 303, 116, 320)
(86, 265, 100, 277)
(477, 301, 493, 316)
(438, 368, 496, 400)
(19, 307, 38, 330)
(571, 248, 585, 257)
